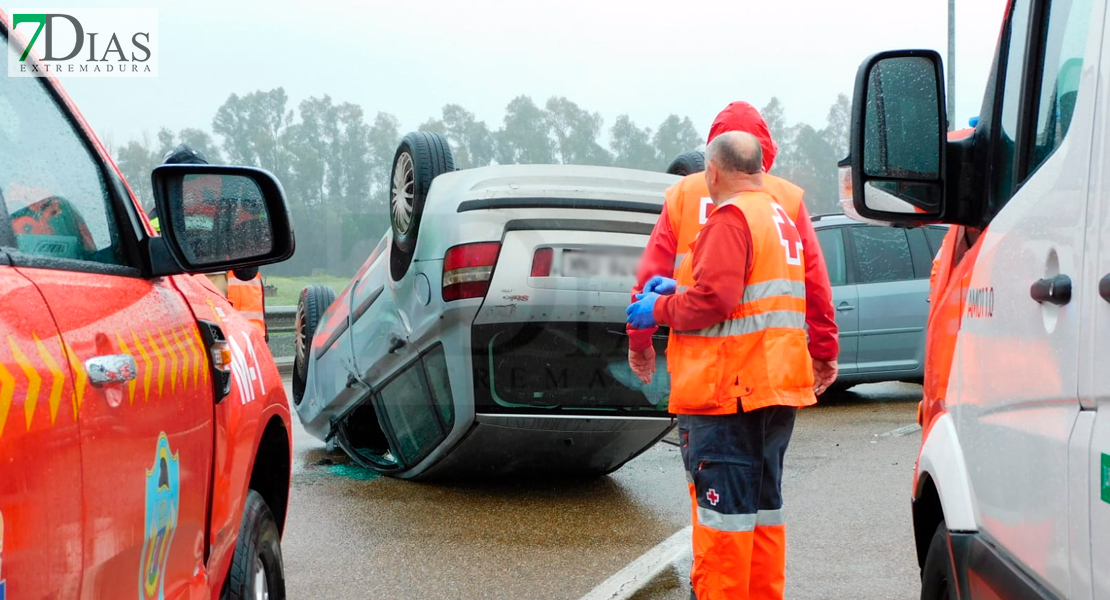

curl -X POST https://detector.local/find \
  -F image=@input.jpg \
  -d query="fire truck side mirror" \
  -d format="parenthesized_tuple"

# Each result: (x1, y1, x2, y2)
(149, 165, 296, 275)
(849, 49, 947, 226)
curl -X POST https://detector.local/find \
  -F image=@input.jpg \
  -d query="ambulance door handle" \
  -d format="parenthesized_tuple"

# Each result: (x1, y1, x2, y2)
(1099, 273, 1110, 303)
(1030, 274, 1072, 306)
(85, 354, 138, 386)
(836, 302, 855, 312)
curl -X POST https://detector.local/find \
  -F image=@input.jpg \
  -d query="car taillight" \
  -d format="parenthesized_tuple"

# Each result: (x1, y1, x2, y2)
(530, 247, 553, 277)
(442, 242, 501, 301)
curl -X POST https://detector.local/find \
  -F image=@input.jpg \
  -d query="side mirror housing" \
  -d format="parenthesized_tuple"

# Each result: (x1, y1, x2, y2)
(849, 50, 947, 226)
(150, 165, 295, 274)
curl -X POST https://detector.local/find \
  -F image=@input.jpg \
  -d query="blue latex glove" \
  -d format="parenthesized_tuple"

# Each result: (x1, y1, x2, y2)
(644, 276, 677, 295)
(626, 292, 660, 329)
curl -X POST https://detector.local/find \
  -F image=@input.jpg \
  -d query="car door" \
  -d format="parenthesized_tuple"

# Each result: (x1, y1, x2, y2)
(956, 0, 1096, 595)
(814, 225, 858, 374)
(0, 46, 215, 600)
(0, 264, 83, 600)
(846, 225, 929, 375)
(1081, 4, 1110, 598)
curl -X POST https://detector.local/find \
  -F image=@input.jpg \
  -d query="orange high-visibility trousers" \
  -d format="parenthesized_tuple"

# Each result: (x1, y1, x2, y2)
(679, 407, 797, 600)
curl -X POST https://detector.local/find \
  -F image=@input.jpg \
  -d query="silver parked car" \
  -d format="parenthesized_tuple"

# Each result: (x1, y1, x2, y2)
(811, 214, 945, 394)
(293, 131, 678, 479)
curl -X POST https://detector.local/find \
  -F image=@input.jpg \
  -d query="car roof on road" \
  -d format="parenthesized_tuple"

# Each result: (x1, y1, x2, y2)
(427, 164, 680, 209)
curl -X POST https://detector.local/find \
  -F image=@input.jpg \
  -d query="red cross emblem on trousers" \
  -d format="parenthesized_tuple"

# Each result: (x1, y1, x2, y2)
(706, 489, 720, 506)
(771, 202, 804, 266)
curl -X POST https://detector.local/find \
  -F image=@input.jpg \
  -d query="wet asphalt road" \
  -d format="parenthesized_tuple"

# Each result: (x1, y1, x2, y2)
(281, 381, 923, 600)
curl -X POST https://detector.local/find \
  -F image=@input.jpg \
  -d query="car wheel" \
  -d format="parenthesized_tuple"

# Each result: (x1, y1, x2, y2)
(818, 382, 853, 401)
(920, 522, 957, 600)
(390, 131, 455, 280)
(292, 284, 336, 406)
(221, 490, 286, 600)
(665, 150, 705, 176)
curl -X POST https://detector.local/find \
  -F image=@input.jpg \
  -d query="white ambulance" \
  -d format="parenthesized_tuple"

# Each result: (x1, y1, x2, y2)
(844, 0, 1108, 598)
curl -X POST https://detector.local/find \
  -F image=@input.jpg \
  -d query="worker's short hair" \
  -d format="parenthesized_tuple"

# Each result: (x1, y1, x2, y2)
(707, 131, 763, 175)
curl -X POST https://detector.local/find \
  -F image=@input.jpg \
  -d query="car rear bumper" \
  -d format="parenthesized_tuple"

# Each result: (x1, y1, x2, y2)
(412, 413, 674, 480)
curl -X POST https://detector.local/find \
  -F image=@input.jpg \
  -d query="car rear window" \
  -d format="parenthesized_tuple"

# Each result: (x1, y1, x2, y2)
(471, 322, 669, 415)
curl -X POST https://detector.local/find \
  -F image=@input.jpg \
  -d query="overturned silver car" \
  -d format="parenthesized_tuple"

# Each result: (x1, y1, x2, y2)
(292, 131, 677, 479)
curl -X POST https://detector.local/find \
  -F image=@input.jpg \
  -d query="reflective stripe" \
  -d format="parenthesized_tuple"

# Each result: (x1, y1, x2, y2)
(674, 253, 686, 270)
(238, 311, 265, 321)
(743, 279, 806, 303)
(685, 471, 694, 484)
(755, 508, 784, 527)
(677, 310, 805, 337)
(673, 280, 801, 305)
(696, 507, 757, 532)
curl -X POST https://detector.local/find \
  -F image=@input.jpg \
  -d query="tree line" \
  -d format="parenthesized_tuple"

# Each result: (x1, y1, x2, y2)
(111, 90, 850, 277)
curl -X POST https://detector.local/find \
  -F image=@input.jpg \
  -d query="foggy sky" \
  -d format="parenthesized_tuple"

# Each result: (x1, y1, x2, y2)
(41, 0, 1006, 148)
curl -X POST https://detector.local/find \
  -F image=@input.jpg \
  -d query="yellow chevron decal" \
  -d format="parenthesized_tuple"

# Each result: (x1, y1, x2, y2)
(206, 299, 224, 323)
(35, 335, 65, 425)
(192, 328, 209, 384)
(0, 361, 14, 439)
(186, 326, 201, 387)
(160, 330, 178, 395)
(172, 327, 190, 390)
(115, 334, 137, 405)
(147, 331, 165, 398)
(61, 340, 86, 416)
(10, 337, 40, 430)
(132, 330, 152, 402)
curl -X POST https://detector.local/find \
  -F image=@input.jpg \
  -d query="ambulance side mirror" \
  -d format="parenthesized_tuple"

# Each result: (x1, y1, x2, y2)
(849, 50, 946, 225)
(149, 165, 295, 274)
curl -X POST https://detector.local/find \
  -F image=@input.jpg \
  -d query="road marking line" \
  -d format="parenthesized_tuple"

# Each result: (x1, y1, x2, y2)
(578, 526, 692, 600)
(880, 424, 922, 437)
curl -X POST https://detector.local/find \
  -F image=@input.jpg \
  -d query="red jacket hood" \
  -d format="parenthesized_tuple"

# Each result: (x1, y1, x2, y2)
(707, 101, 778, 172)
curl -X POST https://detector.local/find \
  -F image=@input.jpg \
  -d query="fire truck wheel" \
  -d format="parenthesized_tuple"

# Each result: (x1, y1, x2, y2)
(222, 490, 286, 600)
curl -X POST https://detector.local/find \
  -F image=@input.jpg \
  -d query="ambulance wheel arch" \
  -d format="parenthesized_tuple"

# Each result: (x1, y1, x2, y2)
(911, 412, 977, 567)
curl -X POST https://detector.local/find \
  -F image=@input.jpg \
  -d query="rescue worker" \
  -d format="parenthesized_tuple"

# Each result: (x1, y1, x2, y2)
(626, 132, 825, 600)
(627, 101, 838, 396)
(152, 144, 268, 339)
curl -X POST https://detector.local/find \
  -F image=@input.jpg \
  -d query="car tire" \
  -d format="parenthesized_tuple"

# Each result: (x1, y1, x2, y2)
(390, 131, 455, 280)
(221, 490, 286, 600)
(293, 284, 336, 405)
(818, 382, 853, 401)
(920, 522, 958, 600)
(665, 150, 705, 176)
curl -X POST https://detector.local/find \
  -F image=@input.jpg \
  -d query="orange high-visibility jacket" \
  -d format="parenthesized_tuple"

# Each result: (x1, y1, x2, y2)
(667, 190, 816, 414)
(226, 272, 266, 338)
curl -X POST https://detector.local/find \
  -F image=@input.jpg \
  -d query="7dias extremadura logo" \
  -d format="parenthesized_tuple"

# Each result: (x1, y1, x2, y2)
(7, 8, 157, 77)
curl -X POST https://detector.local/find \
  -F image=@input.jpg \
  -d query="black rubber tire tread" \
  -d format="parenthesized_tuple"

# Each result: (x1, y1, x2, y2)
(665, 150, 706, 176)
(221, 490, 286, 600)
(292, 284, 336, 405)
(390, 130, 455, 257)
(920, 522, 957, 600)
(818, 381, 854, 399)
